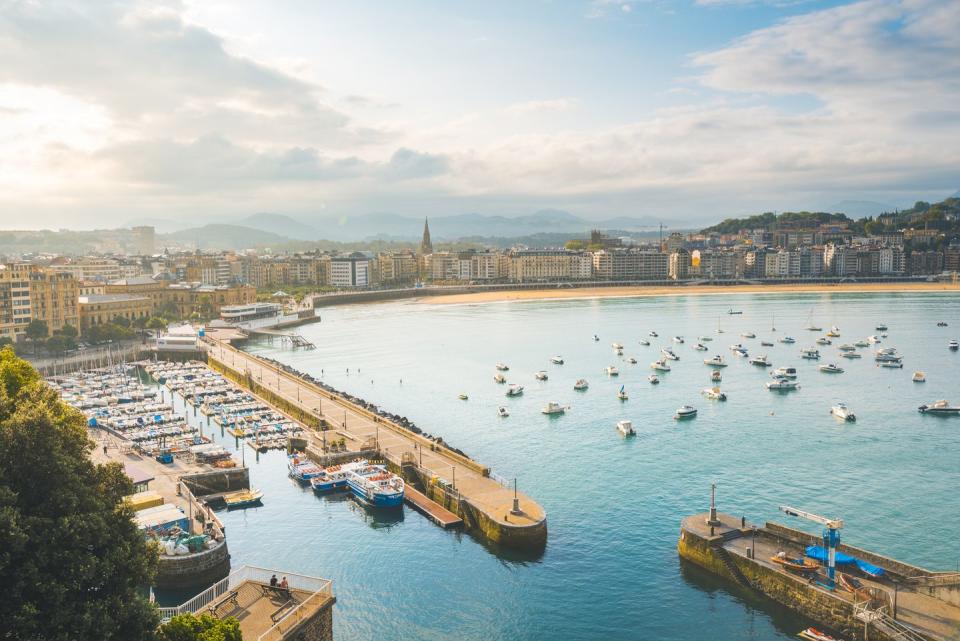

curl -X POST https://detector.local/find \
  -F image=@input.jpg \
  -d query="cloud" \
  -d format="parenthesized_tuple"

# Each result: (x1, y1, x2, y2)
(384, 148, 451, 180)
(503, 99, 577, 116)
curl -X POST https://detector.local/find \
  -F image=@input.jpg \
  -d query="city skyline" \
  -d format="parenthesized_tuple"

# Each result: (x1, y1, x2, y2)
(1, 0, 958, 230)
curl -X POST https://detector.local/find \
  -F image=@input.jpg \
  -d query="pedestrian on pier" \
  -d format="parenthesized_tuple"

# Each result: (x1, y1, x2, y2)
(103, 445, 108, 456)
(270, 575, 278, 588)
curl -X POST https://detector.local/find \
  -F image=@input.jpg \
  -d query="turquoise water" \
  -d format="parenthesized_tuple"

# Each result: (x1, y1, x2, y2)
(212, 292, 960, 641)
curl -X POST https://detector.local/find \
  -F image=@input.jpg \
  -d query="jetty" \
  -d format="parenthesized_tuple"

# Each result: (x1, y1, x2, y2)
(204, 336, 547, 550)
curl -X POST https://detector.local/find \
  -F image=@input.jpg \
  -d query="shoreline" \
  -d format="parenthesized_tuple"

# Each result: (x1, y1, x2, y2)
(421, 282, 960, 305)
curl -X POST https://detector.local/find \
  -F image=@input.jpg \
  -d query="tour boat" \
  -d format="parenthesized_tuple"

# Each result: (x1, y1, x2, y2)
(534, 371, 548, 381)
(698, 335, 713, 342)
(841, 352, 862, 359)
(749, 354, 771, 367)
(650, 360, 670, 372)
(694, 343, 708, 351)
(704, 354, 727, 367)
(760, 341, 774, 347)
(640, 339, 650, 346)
(458, 393, 469, 400)
(838, 344, 856, 352)
(912, 371, 926, 383)
(779, 336, 796, 344)
(798, 627, 841, 641)
(830, 403, 856, 421)
(611, 342, 624, 350)
(505, 384, 524, 397)
(617, 420, 636, 437)
(711, 370, 722, 382)
(741, 331, 756, 339)
(648, 374, 660, 384)
(495, 362, 509, 371)
(606, 365, 621, 376)
(918, 400, 960, 414)
(498, 406, 509, 418)
(551, 356, 565, 365)
(541, 401, 567, 415)
(661, 347, 680, 361)
(617, 385, 629, 401)
(346, 465, 405, 509)
(672, 336, 685, 344)
(310, 459, 369, 493)
(494, 373, 506, 384)
(702, 387, 727, 401)
(288, 454, 324, 483)
(223, 488, 264, 509)
(772, 366, 797, 378)
(766, 378, 799, 391)
(819, 363, 844, 374)
(816, 337, 832, 346)
(574, 379, 589, 390)
(875, 324, 888, 331)
(950, 340, 959, 351)
(674, 405, 698, 420)
(800, 348, 820, 360)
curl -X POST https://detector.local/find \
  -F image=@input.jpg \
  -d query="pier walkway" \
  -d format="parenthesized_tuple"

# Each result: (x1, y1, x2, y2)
(204, 338, 546, 544)
(404, 485, 463, 528)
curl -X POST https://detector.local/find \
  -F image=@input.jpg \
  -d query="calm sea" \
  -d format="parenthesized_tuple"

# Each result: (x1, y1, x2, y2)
(199, 292, 960, 641)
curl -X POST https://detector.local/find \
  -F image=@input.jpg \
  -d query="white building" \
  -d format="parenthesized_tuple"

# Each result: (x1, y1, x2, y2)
(330, 255, 370, 287)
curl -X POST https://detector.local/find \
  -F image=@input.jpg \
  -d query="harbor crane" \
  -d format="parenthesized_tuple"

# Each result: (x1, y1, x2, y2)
(779, 505, 843, 589)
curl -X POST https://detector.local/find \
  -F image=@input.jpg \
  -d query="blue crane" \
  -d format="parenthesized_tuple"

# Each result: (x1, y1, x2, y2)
(779, 505, 844, 589)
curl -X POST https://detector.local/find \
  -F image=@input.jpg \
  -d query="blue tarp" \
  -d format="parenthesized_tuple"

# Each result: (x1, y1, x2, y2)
(804, 546, 886, 577)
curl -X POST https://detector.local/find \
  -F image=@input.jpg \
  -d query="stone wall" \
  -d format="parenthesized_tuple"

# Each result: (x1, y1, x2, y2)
(155, 539, 230, 591)
(286, 599, 335, 641)
(182, 467, 249, 496)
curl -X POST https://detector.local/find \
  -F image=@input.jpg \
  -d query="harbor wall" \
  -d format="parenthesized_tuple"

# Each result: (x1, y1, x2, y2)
(155, 539, 231, 591)
(181, 468, 250, 496)
(284, 598, 335, 641)
(207, 358, 323, 430)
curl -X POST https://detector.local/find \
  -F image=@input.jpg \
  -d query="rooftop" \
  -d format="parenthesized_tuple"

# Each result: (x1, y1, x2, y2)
(79, 294, 152, 304)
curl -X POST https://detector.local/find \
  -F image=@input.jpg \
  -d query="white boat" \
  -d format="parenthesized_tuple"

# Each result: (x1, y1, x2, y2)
(592, 334, 600, 341)
(800, 348, 821, 360)
(704, 354, 727, 367)
(661, 347, 679, 361)
(749, 354, 771, 367)
(674, 405, 698, 420)
(826, 326, 840, 337)
(541, 401, 567, 415)
(650, 360, 671, 372)
(458, 393, 469, 400)
(550, 356, 565, 365)
(838, 344, 856, 352)
(606, 365, 621, 376)
(912, 371, 926, 383)
(698, 336, 713, 342)
(694, 343, 708, 351)
(627, 357, 637, 364)
(648, 374, 660, 384)
(534, 370, 549, 381)
(672, 336, 685, 344)
(649, 331, 658, 337)
(732, 347, 749, 358)
(494, 373, 507, 384)
(854, 339, 870, 348)
(819, 363, 844, 374)
(867, 335, 882, 344)
(831, 403, 856, 421)
(495, 362, 509, 371)
(760, 341, 774, 347)
(615, 348, 624, 356)
(639, 339, 650, 346)
(875, 324, 888, 331)
(779, 336, 796, 344)
(772, 366, 797, 379)
(498, 406, 510, 418)
(874, 348, 902, 362)
(505, 384, 524, 397)
(702, 386, 727, 401)
(841, 352, 862, 359)
(879, 361, 903, 369)
(950, 340, 959, 351)
(766, 378, 799, 391)
(805, 309, 821, 331)
(611, 342, 624, 349)
(728, 343, 744, 352)
(710, 370, 722, 382)
(617, 385, 629, 400)
(573, 378, 589, 390)
(918, 400, 960, 414)
(741, 331, 756, 338)
(616, 420, 635, 436)
(816, 337, 832, 346)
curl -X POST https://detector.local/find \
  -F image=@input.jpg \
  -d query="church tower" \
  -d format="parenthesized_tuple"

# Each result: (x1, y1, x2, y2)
(420, 217, 433, 255)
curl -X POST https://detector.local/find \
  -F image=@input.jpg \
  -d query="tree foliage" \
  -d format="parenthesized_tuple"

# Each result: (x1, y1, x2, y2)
(156, 613, 242, 641)
(0, 347, 159, 640)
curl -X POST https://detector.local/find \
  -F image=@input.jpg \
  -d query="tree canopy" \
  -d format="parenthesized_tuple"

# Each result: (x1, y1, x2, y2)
(157, 613, 242, 641)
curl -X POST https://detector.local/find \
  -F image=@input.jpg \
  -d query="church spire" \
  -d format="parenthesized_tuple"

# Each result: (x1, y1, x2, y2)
(420, 217, 433, 255)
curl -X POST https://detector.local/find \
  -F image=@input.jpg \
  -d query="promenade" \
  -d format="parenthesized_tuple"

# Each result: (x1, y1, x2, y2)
(204, 337, 546, 544)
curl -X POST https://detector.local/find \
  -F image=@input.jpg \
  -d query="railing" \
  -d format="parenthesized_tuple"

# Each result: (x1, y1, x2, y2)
(489, 472, 512, 488)
(257, 586, 331, 641)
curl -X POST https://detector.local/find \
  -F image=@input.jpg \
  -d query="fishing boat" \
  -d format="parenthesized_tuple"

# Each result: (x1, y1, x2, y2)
(841, 352, 862, 359)
(534, 371, 548, 381)
(918, 400, 960, 415)
(950, 340, 959, 351)
(702, 387, 727, 401)
(674, 405, 698, 420)
(766, 378, 799, 391)
(819, 363, 844, 374)
(550, 356, 565, 364)
(648, 374, 660, 384)
(704, 354, 727, 367)
(505, 384, 524, 397)
(495, 362, 509, 371)
(800, 348, 821, 360)
(875, 324, 888, 331)
(223, 488, 264, 509)
(771, 553, 818, 573)
(310, 459, 369, 493)
(640, 339, 650, 346)
(837, 572, 868, 597)
(798, 627, 842, 641)
(710, 370, 722, 382)
(346, 465, 405, 509)
(458, 393, 469, 400)
(650, 360, 670, 372)
(749, 354, 771, 367)
(698, 335, 713, 342)
(694, 343, 708, 351)
(498, 406, 510, 418)
(606, 365, 621, 376)
(816, 337, 832, 346)
(779, 336, 796, 344)
(672, 336, 685, 344)
(912, 371, 926, 383)
(727, 309, 742, 315)
(760, 341, 774, 347)
(830, 403, 856, 421)
(617, 385, 629, 401)
(617, 420, 636, 437)
(494, 373, 507, 384)
(541, 401, 567, 415)
(741, 331, 756, 339)
(661, 347, 679, 361)
(574, 379, 589, 390)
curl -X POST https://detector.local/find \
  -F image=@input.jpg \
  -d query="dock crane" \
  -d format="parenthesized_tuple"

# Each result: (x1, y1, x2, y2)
(779, 505, 843, 589)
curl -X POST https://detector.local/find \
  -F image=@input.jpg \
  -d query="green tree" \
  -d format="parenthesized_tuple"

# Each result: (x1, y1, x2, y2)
(56, 323, 79, 339)
(44, 334, 75, 355)
(147, 317, 168, 332)
(0, 347, 159, 640)
(157, 613, 242, 641)
(564, 239, 585, 250)
(113, 316, 132, 329)
(158, 300, 181, 320)
(25, 319, 49, 354)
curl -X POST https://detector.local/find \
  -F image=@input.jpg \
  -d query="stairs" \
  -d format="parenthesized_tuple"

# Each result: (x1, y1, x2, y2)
(853, 602, 931, 641)
(716, 546, 754, 589)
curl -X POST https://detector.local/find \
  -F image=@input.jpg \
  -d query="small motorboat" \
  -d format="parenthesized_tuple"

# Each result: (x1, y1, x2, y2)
(649, 331, 658, 337)
(224, 488, 264, 509)
(494, 373, 507, 384)
(728, 343, 744, 352)
(837, 572, 869, 597)
(766, 378, 799, 391)
(854, 339, 870, 347)
(661, 347, 679, 361)
(867, 335, 882, 344)
(495, 362, 509, 371)
(694, 343, 708, 351)
(779, 336, 796, 344)
(741, 331, 755, 338)
(674, 405, 698, 420)
(648, 374, 660, 384)
(838, 344, 856, 352)
(831, 403, 856, 421)
(710, 370, 722, 382)
(749, 354, 771, 367)
(639, 339, 650, 346)
(841, 352, 862, 359)
(727, 309, 742, 315)
(819, 363, 844, 374)
(798, 627, 841, 641)
(592, 334, 600, 341)
(617, 385, 628, 401)
(875, 323, 888, 331)
(760, 341, 774, 347)
(950, 340, 959, 351)
(879, 361, 903, 369)
(617, 420, 636, 437)
(650, 360, 671, 372)
(505, 384, 524, 397)
(816, 337, 832, 346)
(534, 371, 548, 381)
(627, 357, 637, 364)
(541, 401, 567, 415)
(551, 356, 565, 365)
(912, 371, 926, 383)
(918, 400, 960, 415)
(698, 335, 713, 342)
(611, 342, 624, 349)
(704, 354, 727, 367)
(615, 347, 624, 356)
(458, 393, 469, 400)
(732, 347, 749, 358)
(498, 406, 510, 418)
(771, 553, 818, 573)
(574, 378, 589, 390)
(826, 326, 840, 337)
(800, 348, 821, 360)
(702, 387, 727, 401)
(672, 336, 685, 344)
(937, 321, 949, 327)
(606, 365, 621, 376)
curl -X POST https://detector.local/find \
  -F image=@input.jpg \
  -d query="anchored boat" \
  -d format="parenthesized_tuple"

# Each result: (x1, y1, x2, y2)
(541, 401, 568, 415)
(310, 459, 370, 493)
(918, 400, 960, 415)
(616, 420, 636, 437)
(830, 403, 856, 421)
(346, 464, 405, 509)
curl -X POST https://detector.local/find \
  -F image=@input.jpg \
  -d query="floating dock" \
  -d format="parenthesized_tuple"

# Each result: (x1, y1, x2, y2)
(403, 485, 463, 529)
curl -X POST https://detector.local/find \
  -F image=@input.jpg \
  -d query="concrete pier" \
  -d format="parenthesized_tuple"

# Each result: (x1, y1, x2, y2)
(204, 337, 547, 550)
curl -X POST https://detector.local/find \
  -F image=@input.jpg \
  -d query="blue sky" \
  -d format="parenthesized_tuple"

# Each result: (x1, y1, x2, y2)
(0, 0, 957, 229)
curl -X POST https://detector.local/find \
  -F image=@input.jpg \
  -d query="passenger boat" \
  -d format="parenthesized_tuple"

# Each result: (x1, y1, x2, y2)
(661, 347, 679, 361)
(749, 354, 771, 367)
(912, 371, 926, 383)
(773, 366, 798, 378)
(541, 401, 567, 415)
(819, 363, 844, 374)
(800, 348, 821, 360)
(616, 420, 635, 437)
(223, 488, 264, 509)
(704, 354, 727, 367)
(760, 341, 774, 347)
(674, 405, 698, 420)
(505, 384, 524, 397)
(816, 337, 832, 346)
(702, 387, 727, 401)
(766, 378, 799, 391)
(779, 336, 796, 344)
(617, 385, 629, 401)
(648, 374, 660, 384)
(606, 365, 621, 376)
(841, 352, 862, 359)
(574, 379, 589, 390)
(918, 400, 960, 414)
(639, 339, 650, 346)
(498, 406, 510, 418)
(798, 628, 841, 641)
(346, 465, 405, 509)
(771, 554, 818, 573)
(694, 343, 708, 351)
(534, 371, 548, 381)
(495, 362, 509, 371)
(710, 370, 722, 382)
(458, 393, 469, 400)
(550, 356, 565, 364)
(741, 331, 756, 338)
(830, 403, 856, 421)
(950, 340, 959, 351)
(310, 459, 369, 493)
(875, 324, 888, 331)
(494, 373, 507, 384)
(672, 336, 685, 344)
(650, 360, 670, 372)
(288, 454, 323, 483)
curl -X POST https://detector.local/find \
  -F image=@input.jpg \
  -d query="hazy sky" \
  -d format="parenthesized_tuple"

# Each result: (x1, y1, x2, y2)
(0, 0, 958, 229)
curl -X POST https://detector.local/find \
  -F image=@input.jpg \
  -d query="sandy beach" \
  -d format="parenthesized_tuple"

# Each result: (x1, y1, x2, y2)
(424, 282, 960, 305)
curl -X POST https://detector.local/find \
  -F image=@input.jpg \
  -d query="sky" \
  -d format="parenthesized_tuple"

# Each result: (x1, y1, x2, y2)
(0, 0, 958, 230)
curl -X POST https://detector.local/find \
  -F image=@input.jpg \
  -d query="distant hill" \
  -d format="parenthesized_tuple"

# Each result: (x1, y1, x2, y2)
(701, 211, 854, 235)
(827, 200, 895, 217)
(239, 213, 321, 240)
(161, 224, 292, 250)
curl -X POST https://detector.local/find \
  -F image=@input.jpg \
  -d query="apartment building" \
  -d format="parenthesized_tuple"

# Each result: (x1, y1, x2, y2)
(330, 254, 370, 288)
(507, 250, 592, 281)
(78, 294, 151, 330)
